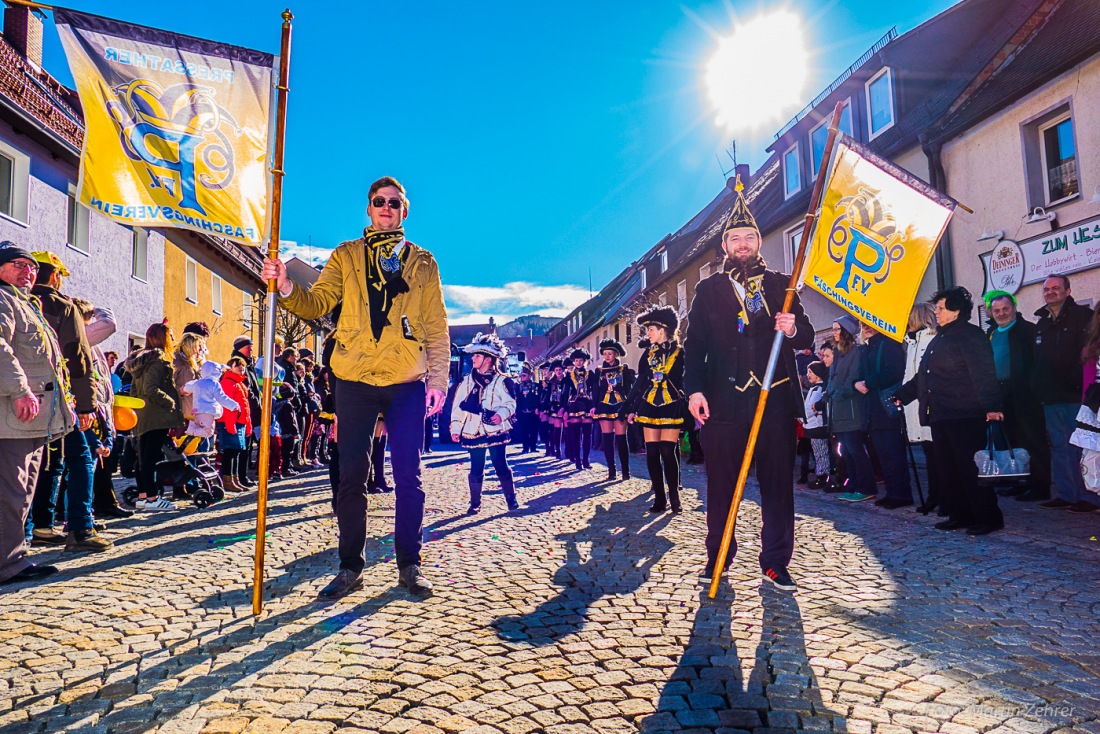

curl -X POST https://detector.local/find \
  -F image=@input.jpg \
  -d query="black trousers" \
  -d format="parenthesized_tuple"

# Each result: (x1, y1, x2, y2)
(333, 378, 426, 573)
(517, 411, 539, 451)
(930, 417, 1003, 528)
(999, 385, 1051, 492)
(868, 425, 912, 502)
(700, 406, 796, 572)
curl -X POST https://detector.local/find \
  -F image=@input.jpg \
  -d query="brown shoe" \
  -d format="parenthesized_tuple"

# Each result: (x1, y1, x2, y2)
(1039, 498, 1073, 509)
(222, 475, 246, 493)
(1067, 501, 1100, 514)
(64, 530, 113, 553)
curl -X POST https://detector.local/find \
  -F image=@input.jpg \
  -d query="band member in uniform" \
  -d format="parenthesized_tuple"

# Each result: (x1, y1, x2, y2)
(537, 362, 552, 451)
(542, 360, 567, 459)
(515, 365, 541, 453)
(450, 334, 520, 514)
(591, 338, 634, 480)
(684, 176, 813, 590)
(563, 348, 596, 471)
(622, 307, 687, 513)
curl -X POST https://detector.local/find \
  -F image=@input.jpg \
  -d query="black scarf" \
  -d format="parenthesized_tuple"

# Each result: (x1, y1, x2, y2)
(459, 370, 493, 413)
(364, 227, 410, 340)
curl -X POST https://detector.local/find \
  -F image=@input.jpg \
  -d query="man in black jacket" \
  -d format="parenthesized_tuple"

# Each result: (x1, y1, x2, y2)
(685, 178, 814, 591)
(985, 293, 1050, 501)
(1030, 275, 1098, 513)
(856, 323, 912, 508)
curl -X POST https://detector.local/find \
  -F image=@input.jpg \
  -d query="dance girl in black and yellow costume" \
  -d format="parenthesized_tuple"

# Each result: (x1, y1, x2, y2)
(592, 339, 635, 480)
(621, 307, 686, 513)
(562, 348, 597, 471)
(540, 359, 567, 459)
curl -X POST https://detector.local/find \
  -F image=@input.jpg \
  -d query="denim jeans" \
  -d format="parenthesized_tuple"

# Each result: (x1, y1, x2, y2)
(869, 426, 912, 502)
(1044, 403, 1095, 505)
(63, 429, 96, 533)
(836, 430, 875, 496)
(334, 378, 426, 574)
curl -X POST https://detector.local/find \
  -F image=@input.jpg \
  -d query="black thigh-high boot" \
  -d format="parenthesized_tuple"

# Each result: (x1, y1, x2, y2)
(601, 432, 616, 480)
(659, 441, 681, 512)
(544, 423, 554, 456)
(646, 443, 666, 512)
(674, 437, 683, 490)
(370, 435, 390, 491)
(576, 424, 585, 470)
(616, 434, 630, 479)
(551, 426, 562, 458)
(581, 424, 592, 468)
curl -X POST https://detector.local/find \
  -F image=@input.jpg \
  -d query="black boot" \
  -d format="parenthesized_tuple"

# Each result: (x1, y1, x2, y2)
(500, 471, 519, 511)
(602, 433, 616, 480)
(569, 424, 583, 470)
(467, 478, 483, 515)
(660, 441, 682, 513)
(581, 423, 592, 469)
(370, 435, 391, 492)
(646, 443, 666, 512)
(616, 434, 630, 479)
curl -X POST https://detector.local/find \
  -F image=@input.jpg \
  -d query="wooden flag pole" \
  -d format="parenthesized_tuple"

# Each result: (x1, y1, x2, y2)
(253, 8, 293, 616)
(708, 100, 846, 600)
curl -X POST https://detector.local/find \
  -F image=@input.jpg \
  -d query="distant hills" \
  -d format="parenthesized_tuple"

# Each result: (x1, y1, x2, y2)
(497, 315, 559, 338)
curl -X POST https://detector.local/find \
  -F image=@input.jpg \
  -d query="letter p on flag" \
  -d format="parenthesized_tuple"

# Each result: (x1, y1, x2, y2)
(800, 135, 958, 341)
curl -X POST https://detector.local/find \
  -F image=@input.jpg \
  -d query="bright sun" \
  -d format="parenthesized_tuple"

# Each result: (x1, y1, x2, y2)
(705, 9, 809, 132)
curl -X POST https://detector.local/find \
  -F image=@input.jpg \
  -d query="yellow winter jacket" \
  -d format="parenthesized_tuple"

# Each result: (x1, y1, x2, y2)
(279, 237, 450, 393)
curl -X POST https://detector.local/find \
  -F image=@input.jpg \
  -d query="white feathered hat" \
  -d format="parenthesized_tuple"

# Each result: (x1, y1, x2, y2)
(463, 333, 508, 360)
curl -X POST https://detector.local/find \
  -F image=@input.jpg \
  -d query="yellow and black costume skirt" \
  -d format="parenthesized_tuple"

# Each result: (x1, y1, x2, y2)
(633, 398, 688, 429)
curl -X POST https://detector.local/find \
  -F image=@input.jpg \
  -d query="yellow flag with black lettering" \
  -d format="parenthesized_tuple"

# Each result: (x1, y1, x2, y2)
(54, 8, 276, 244)
(803, 136, 956, 341)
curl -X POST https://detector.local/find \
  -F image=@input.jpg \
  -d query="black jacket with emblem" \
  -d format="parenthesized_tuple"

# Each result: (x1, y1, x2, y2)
(684, 269, 814, 423)
(1030, 297, 1092, 405)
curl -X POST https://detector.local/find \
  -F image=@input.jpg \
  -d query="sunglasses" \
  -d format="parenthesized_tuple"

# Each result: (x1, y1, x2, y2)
(371, 196, 403, 210)
(4, 261, 38, 272)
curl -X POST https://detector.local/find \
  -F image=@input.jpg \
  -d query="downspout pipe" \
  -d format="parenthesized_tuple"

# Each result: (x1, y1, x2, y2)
(920, 132, 954, 290)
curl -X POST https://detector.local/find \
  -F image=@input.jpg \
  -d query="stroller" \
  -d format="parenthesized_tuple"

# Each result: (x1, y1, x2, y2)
(121, 434, 225, 509)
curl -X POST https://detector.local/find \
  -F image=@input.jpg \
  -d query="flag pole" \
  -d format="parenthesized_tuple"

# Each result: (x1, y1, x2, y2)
(708, 100, 846, 600)
(253, 8, 293, 616)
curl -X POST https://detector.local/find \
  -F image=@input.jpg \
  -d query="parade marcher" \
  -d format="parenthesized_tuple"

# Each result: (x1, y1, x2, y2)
(0, 245, 74, 584)
(541, 360, 567, 459)
(562, 348, 596, 471)
(622, 306, 687, 514)
(515, 366, 541, 453)
(895, 287, 1006, 535)
(536, 362, 552, 450)
(856, 322, 913, 509)
(984, 292, 1051, 502)
(592, 338, 634, 480)
(684, 179, 813, 589)
(263, 175, 449, 599)
(450, 334, 520, 514)
(29, 251, 112, 551)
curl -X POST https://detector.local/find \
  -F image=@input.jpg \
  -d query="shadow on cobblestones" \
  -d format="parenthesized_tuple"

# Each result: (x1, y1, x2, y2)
(640, 584, 844, 733)
(491, 492, 673, 643)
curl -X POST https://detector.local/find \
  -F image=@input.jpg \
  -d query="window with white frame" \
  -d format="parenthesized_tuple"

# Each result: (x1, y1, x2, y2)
(1022, 103, 1081, 209)
(783, 225, 803, 274)
(211, 273, 223, 314)
(1039, 114, 1078, 205)
(185, 256, 198, 304)
(639, 268, 647, 290)
(811, 101, 853, 176)
(699, 263, 712, 281)
(66, 186, 90, 253)
(131, 228, 148, 281)
(677, 280, 688, 316)
(658, 291, 667, 307)
(659, 250, 668, 273)
(866, 67, 895, 139)
(0, 140, 29, 222)
(783, 143, 801, 199)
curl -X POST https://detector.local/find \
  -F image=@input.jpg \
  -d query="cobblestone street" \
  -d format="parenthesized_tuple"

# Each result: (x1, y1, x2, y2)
(2, 446, 1099, 734)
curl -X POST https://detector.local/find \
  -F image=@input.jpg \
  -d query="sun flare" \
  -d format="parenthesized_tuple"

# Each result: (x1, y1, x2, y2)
(705, 9, 809, 132)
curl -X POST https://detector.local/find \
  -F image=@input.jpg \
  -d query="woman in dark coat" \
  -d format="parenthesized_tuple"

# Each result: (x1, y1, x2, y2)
(895, 286, 1005, 535)
(824, 315, 875, 502)
(125, 322, 184, 511)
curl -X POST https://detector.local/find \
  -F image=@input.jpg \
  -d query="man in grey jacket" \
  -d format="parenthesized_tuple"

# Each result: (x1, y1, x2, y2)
(0, 244, 76, 585)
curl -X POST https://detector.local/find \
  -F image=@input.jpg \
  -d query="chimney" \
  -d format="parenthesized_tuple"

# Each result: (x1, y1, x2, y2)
(4, 6, 44, 69)
(489, 316, 496, 334)
(726, 163, 751, 192)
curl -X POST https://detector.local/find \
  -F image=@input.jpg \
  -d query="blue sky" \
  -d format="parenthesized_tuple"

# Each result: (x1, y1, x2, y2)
(41, 0, 958, 323)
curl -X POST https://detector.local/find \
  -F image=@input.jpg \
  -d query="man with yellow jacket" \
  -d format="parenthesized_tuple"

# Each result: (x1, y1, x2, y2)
(263, 176, 449, 599)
